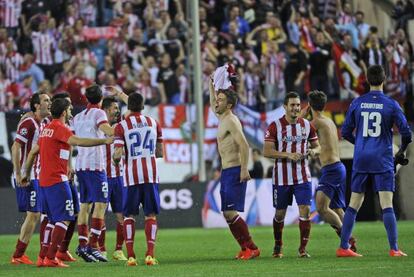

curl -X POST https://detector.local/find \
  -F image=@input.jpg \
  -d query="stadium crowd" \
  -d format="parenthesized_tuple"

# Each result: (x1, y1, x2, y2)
(0, 0, 413, 113)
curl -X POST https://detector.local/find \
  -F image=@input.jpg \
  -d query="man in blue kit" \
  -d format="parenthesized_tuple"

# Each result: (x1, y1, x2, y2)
(337, 65, 412, 257)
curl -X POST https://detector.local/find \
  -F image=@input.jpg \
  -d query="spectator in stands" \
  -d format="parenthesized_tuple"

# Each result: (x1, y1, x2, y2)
(261, 40, 286, 110)
(19, 54, 45, 92)
(31, 16, 56, 82)
(157, 52, 180, 104)
(284, 41, 307, 98)
(67, 63, 91, 109)
(221, 4, 250, 36)
(309, 30, 332, 95)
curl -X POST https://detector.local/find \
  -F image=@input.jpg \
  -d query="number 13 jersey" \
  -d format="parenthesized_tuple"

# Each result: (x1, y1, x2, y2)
(341, 90, 411, 173)
(114, 112, 163, 186)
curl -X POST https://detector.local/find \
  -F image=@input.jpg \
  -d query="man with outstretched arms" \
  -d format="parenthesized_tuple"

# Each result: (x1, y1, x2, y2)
(21, 98, 113, 267)
(209, 75, 260, 260)
(113, 93, 163, 266)
(263, 92, 321, 258)
(72, 85, 115, 262)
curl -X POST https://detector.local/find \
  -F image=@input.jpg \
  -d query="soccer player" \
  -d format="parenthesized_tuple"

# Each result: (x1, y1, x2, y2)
(337, 65, 412, 257)
(21, 98, 113, 267)
(113, 93, 163, 266)
(209, 77, 260, 260)
(263, 92, 321, 258)
(10, 92, 51, 265)
(99, 96, 127, 261)
(37, 93, 79, 264)
(302, 90, 356, 252)
(73, 85, 115, 262)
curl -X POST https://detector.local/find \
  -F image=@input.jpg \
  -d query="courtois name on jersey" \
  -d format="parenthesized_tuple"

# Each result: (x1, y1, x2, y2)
(342, 91, 412, 173)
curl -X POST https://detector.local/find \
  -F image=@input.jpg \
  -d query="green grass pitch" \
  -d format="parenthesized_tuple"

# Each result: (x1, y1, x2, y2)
(1, 221, 413, 276)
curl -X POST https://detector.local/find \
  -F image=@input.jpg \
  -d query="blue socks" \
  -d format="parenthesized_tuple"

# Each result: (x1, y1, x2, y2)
(340, 207, 357, 249)
(383, 207, 398, 251)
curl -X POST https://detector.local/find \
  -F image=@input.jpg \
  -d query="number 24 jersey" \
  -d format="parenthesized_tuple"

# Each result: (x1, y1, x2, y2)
(114, 112, 163, 186)
(341, 91, 411, 173)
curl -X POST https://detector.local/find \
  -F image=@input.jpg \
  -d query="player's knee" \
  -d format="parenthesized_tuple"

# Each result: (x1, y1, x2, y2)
(298, 205, 310, 218)
(26, 212, 40, 223)
(223, 211, 237, 221)
(275, 210, 286, 221)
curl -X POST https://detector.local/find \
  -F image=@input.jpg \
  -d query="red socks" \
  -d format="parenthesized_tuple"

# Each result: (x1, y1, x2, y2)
(89, 218, 104, 249)
(273, 218, 284, 247)
(299, 219, 311, 251)
(227, 215, 257, 250)
(39, 223, 54, 258)
(46, 222, 67, 260)
(124, 218, 136, 258)
(115, 222, 124, 251)
(145, 218, 157, 257)
(12, 239, 28, 258)
(78, 224, 89, 247)
(39, 215, 48, 248)
(59, 219, 76, 253)
(98, 225, 106, 252)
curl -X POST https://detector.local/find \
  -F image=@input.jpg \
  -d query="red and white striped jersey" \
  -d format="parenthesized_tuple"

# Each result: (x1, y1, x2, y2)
(31, 31, 55, 65)
(33, 116, 51, 179)
(104, 140, 123, 178)
(73, 104, 109, 171)
(1, 51, 23, 81)
(114, 112, 163, 186)
(264, 116, 318, 186)
(262, 53, 285, 85)
(0, 0, 22, 28)
(14, 116, 40, 180)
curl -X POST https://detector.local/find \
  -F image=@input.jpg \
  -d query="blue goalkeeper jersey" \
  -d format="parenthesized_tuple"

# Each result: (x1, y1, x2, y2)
(341, 90, 412, 173)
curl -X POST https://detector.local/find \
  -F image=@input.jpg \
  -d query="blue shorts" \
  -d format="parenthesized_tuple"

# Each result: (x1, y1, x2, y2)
(351, 171, 395, 193)
(69, 181, 80, 214)
(77, 171, 109, 204)
(14, 179, 41, 213)
(220, 166, 247, 212)
(40, 181, 76, 223)
(41, 180, 79, 215)
(123, 184, 160, 216)
(316, 162, 346, 209)
(273, 182, 312, 210)
(108, 176, 125, 214)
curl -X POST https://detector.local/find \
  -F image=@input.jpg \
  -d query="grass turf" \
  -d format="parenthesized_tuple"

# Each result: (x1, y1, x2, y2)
(1, 221, 413, 276)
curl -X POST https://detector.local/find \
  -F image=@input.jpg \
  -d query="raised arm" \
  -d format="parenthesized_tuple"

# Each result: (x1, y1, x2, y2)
(209, 77, 217, 112)
(228, 117, 251, 181)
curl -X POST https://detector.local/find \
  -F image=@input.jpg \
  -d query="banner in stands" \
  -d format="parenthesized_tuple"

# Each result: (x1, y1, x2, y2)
(202, 178, 320, 228)
(158, 105, 218, 163)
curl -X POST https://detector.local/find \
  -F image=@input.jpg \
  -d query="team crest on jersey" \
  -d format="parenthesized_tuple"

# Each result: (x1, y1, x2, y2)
(20, 128, 27, 136)
(301, 127, 307, 137)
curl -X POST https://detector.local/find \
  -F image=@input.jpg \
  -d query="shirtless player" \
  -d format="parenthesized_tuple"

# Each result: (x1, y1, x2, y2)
(303, 90, 356, 251)
(209, 77, 260, 260)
